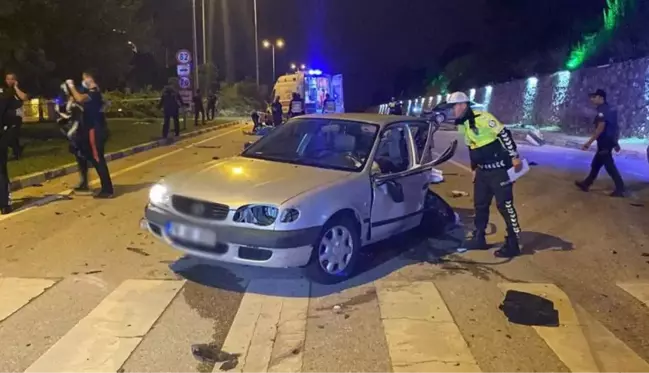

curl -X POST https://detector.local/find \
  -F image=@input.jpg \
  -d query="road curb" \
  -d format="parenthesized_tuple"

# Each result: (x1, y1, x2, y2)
(10, 119, 248, 192)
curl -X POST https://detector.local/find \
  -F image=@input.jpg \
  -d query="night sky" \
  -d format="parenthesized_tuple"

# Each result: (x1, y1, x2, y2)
(159, 0, 608, 111)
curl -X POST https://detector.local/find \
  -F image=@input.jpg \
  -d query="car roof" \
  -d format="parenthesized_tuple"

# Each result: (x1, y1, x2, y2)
(295, 113, 425, 129)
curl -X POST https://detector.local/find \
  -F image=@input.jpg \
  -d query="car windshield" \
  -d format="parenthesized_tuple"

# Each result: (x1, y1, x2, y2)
(242, 118, 379, 172)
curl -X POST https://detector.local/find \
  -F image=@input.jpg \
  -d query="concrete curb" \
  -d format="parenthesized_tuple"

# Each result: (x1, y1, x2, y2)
(10, 119, 249, 192)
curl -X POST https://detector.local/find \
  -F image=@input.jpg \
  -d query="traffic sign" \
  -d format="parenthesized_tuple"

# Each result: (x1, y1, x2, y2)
(176, 49, 192, 64)
(177, 64, 191, 77)
(179, 77, 191, 89)
(179, 90, 193, 104)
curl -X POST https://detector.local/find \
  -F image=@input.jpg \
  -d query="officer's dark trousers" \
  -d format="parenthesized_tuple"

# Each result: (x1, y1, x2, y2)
(207, 105, 216, 120)
(474, 168, 521, 238)
(76, 127, 114, 193)
(162, 112, 180, 138)
(0, 145, 9, 208)
(10, 119, 22, 157)
(194, 106, 205, 124)
(583, 148, 625, 192)
(273, 115, 283, 126)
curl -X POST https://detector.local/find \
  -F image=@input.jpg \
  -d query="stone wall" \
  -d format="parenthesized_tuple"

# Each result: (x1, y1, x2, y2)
(373, 56, 649, 139)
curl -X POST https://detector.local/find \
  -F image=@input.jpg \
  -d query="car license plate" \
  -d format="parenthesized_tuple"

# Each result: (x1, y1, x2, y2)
(166, 222, 217, 246)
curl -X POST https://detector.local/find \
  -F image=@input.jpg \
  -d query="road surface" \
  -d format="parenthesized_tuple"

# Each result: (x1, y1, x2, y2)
(1, 123, 649, 372)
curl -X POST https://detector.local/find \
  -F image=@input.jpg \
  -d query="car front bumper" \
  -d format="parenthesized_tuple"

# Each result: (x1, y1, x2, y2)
(142, 204, 320, 268)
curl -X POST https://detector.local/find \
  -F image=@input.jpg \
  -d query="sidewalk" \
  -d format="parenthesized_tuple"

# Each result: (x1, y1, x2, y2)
(508, 127, 648, 160)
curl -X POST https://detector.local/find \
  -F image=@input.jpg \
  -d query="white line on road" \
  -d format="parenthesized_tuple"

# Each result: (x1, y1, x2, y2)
(24, 279, 184, 373)
(0, 278, 58, 323)
(214, 279, 309, 373)
(617, 282, 649, 308)
(376, 281, 481, 372)
(0, 124, 246, 223)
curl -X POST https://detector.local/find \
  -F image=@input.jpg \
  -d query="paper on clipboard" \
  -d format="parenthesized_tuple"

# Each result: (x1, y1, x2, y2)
(507, 159, 530, 183)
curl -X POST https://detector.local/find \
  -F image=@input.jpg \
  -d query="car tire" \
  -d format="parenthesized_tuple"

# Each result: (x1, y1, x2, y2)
(419, 189, 457, 237)
(306, 215, 361, 284)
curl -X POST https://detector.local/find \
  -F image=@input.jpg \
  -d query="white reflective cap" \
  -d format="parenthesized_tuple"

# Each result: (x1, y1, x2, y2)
(447, 91, 470, 104)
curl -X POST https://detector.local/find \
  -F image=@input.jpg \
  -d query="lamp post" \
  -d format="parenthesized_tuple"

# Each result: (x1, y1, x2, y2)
(263, 39, 284, 82)
(300, 63, 306, 71)
(290, 63, 297, 71)
(254, 0, 260, 87)
(192, 0, 200, 90)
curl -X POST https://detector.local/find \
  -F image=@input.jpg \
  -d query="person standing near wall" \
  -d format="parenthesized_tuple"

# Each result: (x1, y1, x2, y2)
(3, 73, 28, 159)
(575, 89, 625, 197)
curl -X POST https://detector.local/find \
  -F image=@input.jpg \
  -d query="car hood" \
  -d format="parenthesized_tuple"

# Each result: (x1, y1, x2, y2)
(164, 156, 353, 208)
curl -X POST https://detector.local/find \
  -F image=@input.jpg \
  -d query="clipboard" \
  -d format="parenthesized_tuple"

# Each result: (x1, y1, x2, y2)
(506, 159, 530, 183)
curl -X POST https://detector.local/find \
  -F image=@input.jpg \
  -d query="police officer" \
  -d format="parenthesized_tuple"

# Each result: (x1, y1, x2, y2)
(3, 73, 27, 159)
(449, 91, 523, 258)
(575, 89, 625, 197)
(66, 71, 114, 198)
(289, 92, 305, 118)
(206, 90, 218, 120)
(192, 89, 206, 125)
(388, 97, 403, 115)
(323, 93, 336, 113)
(159, 85, 183, 138)
(0, 82, 20, 214)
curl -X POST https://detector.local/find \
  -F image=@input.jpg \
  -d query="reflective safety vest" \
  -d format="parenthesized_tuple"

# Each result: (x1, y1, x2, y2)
(291, 100, 304, 114)
(324, 100, 336, 113)
(457, 111, 506, 150)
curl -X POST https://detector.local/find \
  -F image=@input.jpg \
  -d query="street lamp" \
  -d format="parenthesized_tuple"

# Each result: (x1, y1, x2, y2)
(263, 38, 285, 82)
(290, 63, 297, 71)
(300, 64, 306, 70)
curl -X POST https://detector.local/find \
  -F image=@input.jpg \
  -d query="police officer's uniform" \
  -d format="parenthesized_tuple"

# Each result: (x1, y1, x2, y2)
(289, 94, 305, 118)
(575, 89, 625, 196)
(0, 85, 21, 214)
(388, 99, 403, 115)
(323, 95, 336, 113)
(456, 105, 522, 257)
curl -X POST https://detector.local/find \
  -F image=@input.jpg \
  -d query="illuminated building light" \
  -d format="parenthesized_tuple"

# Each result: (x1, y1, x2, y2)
(469, 88, 476, 101)
(484, 86, 493, 111)
(436, 95, 442, 104)
(642, 64, 649, 136)
(522, 77, 539, 124)
(307, 69, 322, 75)
(550, 71, 571, 123)
(406, 100, 412, 116)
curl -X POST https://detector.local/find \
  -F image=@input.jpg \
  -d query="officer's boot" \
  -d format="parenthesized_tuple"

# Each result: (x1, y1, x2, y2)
(463, 230, 489, 250)
(494, 234, 521, 258)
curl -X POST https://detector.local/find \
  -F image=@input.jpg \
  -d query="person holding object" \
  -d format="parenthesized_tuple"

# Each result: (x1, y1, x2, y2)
(575, 89, 625, 197)
(3, 73, 28, 159)
(449, 91, 523, 258)
(66, 71, 114, 198)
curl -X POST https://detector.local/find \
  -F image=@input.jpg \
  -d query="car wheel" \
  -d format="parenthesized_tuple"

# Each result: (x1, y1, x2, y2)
(419, 189, 458, 237)
(306, 215, 361, 284)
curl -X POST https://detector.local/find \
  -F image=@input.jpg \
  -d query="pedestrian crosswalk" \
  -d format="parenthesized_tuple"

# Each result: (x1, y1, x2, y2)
(1, 276, 649, 373)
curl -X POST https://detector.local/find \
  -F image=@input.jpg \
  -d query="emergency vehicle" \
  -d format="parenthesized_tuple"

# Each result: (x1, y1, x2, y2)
(270, 70, 345, 115)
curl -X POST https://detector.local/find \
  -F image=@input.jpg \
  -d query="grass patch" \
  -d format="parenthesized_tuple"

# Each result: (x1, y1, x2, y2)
(9, 117, 234, 178)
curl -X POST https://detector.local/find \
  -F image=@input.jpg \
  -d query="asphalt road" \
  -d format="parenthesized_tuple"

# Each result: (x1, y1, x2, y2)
(1, 123, 649, 372)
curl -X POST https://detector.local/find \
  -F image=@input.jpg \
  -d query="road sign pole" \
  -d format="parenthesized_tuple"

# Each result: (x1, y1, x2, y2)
(192, 0, 200, 91)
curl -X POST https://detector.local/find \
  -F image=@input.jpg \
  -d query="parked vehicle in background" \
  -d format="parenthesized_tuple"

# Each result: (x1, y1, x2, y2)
(271, 70, 344, 115)
(422, 100, 486, 124)
(142, 113, 458, 283)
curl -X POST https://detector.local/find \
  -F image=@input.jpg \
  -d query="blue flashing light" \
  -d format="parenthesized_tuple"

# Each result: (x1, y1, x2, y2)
(307, 69, 322, 75)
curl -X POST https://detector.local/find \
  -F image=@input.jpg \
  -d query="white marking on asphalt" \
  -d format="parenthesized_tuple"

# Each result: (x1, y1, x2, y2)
(0, 278, 57, 323)
(574, 303, 649, 372)
(376, 281, 481, 372)
(24, 279, 184, 373)
(617, 282, 649, 307)
(0, 124, 246, 223)
(214, 279, 309, 373)
(498, 283, 598, 372)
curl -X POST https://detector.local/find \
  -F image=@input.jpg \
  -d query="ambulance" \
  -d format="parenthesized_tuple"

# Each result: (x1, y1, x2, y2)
(270, 70, 344, 115)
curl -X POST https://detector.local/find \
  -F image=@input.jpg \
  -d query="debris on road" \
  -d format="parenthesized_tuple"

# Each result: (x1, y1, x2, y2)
(451, 190, 469, 198)
(641, 253, 649, 257)
(630, 203, 645, 208)
(499, 290, 559, 327)
(191, 344, 240, 370)
(85, 270, 102, 275)
(126, 247, 150, 257)
(212, 156, 220, 160)
(529, 161, 539, 166)
(333, 305, 342, 313)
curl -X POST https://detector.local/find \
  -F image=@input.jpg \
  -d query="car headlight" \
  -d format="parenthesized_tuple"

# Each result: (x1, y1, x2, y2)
(149, 183, 170, 206)
(233, 205, 278, 226)
(280, 208, 300, 223)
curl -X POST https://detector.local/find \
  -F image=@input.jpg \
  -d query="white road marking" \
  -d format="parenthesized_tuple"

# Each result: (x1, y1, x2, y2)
(0, 278, 57, 322)
(213, 279, 309, 373)
(24, 279, 184, 373)
(376, 281, 481, 372)
(498, 283, 598, 372)
(0, 124, 246, 223)
(617, 282, 649, 308)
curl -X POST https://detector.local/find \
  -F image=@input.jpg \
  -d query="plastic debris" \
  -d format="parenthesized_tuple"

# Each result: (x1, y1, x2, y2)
(451, 190, 469, 198)
(191, 344, 240, 369)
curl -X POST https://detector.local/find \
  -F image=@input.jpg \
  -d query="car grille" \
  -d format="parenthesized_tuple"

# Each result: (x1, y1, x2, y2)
(171, 195, 230, 220)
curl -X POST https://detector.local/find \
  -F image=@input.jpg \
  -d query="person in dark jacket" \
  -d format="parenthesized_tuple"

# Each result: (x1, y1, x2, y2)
(192, 89, 206, 125)
(0, 81, 22, 214)
(159, 86, 183, 138)
(271, 96, 283, 126)
(3, 73, 28, 159)
(575, 89, 625, 197)
(66, 71, 114, 198)
(388, 97, 403, 115)
(323, 93, 336, 113)
(206, 91, 217, 120)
